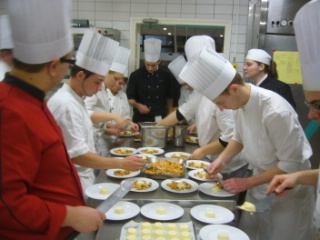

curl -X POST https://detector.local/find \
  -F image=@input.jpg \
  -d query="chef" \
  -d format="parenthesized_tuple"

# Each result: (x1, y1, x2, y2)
(267, 0, 320, 238)
(48, 29, 146, 194)
(0, 15, 13, 81)
(85, 46, 138, 157)
(0, 0, 105, 238)
(126, 38, 174, 123)
(180, 47, 315, 240)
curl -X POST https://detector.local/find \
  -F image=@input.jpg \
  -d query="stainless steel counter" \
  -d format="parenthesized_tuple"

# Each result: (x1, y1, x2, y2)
(77, 137, 237, 240)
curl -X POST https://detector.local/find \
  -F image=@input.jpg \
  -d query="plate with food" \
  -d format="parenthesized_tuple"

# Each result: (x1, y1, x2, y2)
(188, 169, 223, 182)
(140, 202, 184, 221)
(164, 151, 191, 159)
(85, 183, 120, 200)
(106, 169, 141, 179)
(105, 201, 140, 221)
(190, 204, 234, 224)
(120, 129, 138, 138)
(199, 182, 235, 197)
(137, 147, 164, 156)
(186, 160, 210, 170)
(161, 178, 198, 193)
(199, 224, 249, 240)
(110, 147, 137, 156)
(185, 135, 199, 144)
(124, 177, 159, 192)
(143, 158, 186, 179)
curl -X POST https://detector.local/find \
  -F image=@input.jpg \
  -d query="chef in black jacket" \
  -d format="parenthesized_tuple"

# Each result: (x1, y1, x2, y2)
(243, 48, 296, 109)
(126, 38, 173, 123)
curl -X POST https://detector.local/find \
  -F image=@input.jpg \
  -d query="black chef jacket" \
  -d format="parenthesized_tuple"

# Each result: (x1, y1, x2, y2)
(127, 66, 174, 123)
(260, 75, 296, 110)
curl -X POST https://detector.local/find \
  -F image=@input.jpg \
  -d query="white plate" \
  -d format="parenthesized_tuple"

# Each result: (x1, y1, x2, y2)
(134, 153, 156, 159)
(190, 204, 234, 224)
(186, 160, 210, 170)
(140, 202, 184, 221)
(161, 178, 198, 193)
(106, 169, 140, 179)
(164, 151, 191, 159)
(137, 147, 164, 156)
(105, 201, 140, 221)
(85, 183, 120, 200)
(185, 135, 199, 144)
(110, 147, 137, 156)
(199, 224, 249, 240)
(188, 169, 223, 182)
(122, 177, 159, 192)
(199, 182, 235, 197)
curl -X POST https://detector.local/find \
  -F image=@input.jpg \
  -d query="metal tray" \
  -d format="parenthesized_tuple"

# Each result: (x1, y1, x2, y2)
(93, 199, 236, 240)
(142, 156, 186, 179)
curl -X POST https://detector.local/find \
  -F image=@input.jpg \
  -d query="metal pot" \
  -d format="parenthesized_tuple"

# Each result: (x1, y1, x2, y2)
(139, 122, 170, 148)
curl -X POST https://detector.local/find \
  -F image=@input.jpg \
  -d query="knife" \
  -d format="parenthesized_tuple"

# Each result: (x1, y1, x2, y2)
(65, 179, 133, 240)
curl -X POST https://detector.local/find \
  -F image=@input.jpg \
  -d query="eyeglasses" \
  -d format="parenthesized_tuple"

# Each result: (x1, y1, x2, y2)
(304, 100, 320, 112)
(60, 57, 76, 65)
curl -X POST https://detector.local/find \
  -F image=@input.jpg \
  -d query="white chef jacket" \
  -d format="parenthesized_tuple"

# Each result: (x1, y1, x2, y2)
(178, 87, 193, 106)
(48, 83, 96, 193)
(0, 60, 11, 81)
(179, 91, 247, 174)
(107, 88, 131, 120)
(235, 85, 315, 240)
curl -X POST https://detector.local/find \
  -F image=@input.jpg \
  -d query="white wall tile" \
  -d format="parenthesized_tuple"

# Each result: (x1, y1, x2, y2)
(214, 14, 232, 20)
(180, 13, 196, 18)
(183, 0, 196, 3)
(214, 5, 233, 15)
(95, 21, 113, 28)
(232, 25, 247, 34)
(113, 12, 131, 21)
(95, 11, 113, 21)
(130, 12, 148, 17)
(215, 0, 233, 5)
(77, 11, 95, 21)
(166, 4, 182, 14)
(239, 0, 250, 6)
(233, 15, 248, 25)
(148, 0, 166, 3)
(147, 12, 165, 17)
(196, 4, 214, 14)
(113, 21, 130, 31)
(95, 2, 112, 12)
(120, 30, 130, 40)
(78, 2, 95, 11)
(120, 39, 130, 48)
(168, 0, 182, 3)
(230, 34, 246, 44)
(239, 5, 249, 15)
(196, 14, 214, 19)
(130, 3, 148, 12)
(148, 3, 166, 13)
(113, 3, 130, 12)
(181, 4, 196, 13)
(196, 0, 214, 4)
(130, 0, 148, 3)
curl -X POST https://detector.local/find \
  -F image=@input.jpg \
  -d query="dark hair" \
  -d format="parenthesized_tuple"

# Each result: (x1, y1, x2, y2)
(220, 72, 245, 95)
(13, 58, 47, 73)
(258, 60, 278, 79)
(70, 65, 94, 79)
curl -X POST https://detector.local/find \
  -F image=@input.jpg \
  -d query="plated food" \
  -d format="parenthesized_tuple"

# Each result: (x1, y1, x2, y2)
(105, 201, 140, 221)
(120, 129, 137, 137)
(161, 178, 198, 193)
(140, 202, 184, 220)
(110, 147, 137, 156)
(106, 169, 140, 179)
(199, 224, 249, 240)
(199, 182, 235, 197)
(144, 159, 185, 176)
(188, 169, 223, 182)
(185, 135, 199, 144)
(137, 147, 164, 155)
(85, 183, 120, 200)
(164, 151, 191, 159)
(186, 160, 210, 170)
(190, 204, 234, 224)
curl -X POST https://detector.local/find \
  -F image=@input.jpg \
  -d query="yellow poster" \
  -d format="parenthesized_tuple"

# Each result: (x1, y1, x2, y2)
(273, 51, 302, 84)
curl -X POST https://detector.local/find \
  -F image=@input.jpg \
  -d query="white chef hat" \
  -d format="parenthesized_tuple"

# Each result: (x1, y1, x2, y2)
(144, 38, 162, 62)
(109, 46, 131, 75)
(179, 47, 236, 100)
(7, 0, 73, 64)
(76, 29, 119, 76)
(246, 49, 271, 66)
(294, 0, 320, 91)
(0, 15, 14, 50)
(168, 55, 187, 84)
(184, 35, 216, 60)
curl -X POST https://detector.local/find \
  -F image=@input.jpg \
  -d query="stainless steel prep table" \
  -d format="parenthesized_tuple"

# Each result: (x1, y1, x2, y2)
(78, 137, 237, 240)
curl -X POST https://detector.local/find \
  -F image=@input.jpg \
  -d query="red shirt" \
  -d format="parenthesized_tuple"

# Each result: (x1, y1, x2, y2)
(0, 75, 85, 239)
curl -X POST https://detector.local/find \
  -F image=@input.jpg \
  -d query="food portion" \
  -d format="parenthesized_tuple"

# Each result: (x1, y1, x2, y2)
(99, 187, 109, 195)
(156, 206, 167, 215)
(239, 201, 256, 212)
(167, 180, 192, 191)
(188, 161, 208, 169)
(114, 148, 134, 155)
(144, 159, 185, 176)
(132, 180, 152, 190)
(185, 135, 199, 143)
(205, 210, 216, 218)
(114, 206, 124, 214)
(194, 170, 211, 179)
(122, 129, 136, 136)
(170, 153, 189, 159)
(114, 169, 132, 176)
(211, 182, 224, 192)
(140, 148, 159, 154)
(218, 232, 230, 240)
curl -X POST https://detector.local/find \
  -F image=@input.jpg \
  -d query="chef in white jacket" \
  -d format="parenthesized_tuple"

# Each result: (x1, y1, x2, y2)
(48, 30, 146, 195)
(85, 46, 137, 156)
(180, 47, 315, 240)
(0, 15, 13, 81)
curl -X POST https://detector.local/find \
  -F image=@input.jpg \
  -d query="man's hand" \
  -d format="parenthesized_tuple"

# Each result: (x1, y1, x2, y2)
(136, 103, 150, 114)
(189, 148, 205, 160)
(222, 178, 250, 193)
(121, 155, 147, 171)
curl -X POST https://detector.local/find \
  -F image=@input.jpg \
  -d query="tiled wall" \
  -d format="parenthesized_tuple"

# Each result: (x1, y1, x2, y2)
(72, 0, 249, 74)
